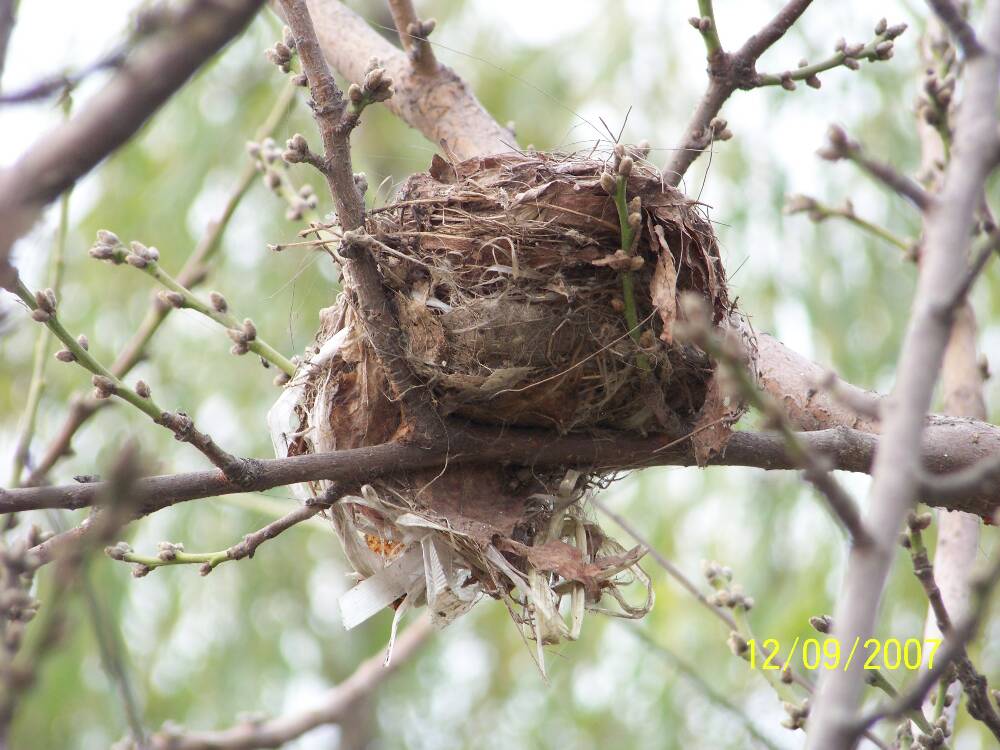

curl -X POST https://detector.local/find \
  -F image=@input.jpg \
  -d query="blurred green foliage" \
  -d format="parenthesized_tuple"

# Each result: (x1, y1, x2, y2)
(2, 1, 999, 749)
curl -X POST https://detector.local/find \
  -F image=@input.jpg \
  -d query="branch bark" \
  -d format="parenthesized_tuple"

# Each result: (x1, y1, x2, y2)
(808, 2, 1000, 744)
(0, 0, 265, 289)
(305, 0, 514, 160)
(663, 0, 816, 186)
(280, 0, 441, 439)
(8, 414, 1000, 567)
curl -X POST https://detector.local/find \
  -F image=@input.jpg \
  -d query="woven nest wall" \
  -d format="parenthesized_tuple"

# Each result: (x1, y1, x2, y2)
(369, 151, 745, 441)
(269, 150, 755, 659)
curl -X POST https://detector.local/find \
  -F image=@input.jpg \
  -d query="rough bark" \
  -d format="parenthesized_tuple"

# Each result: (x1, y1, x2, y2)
(305, 0, 515, 160)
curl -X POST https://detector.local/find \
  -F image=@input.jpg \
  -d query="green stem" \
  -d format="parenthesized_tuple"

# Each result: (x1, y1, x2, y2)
(21, 81, 299, 486)
(10, 113, 72, 486)
(143, 262, 296, 376)
(933, 676, 949, 721)
(612, 175, 650, 372)
(867, 670, 935, 736)
(122, 549, 230, 573)
(841, 212, 911, 252)
(696, 0, 723, 58)
(14, 279, 164, 422)
(756, 33, 893, 87)
(107, 79, 298, 381)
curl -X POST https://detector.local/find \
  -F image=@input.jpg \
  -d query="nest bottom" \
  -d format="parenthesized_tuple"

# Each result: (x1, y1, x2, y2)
(268, 305, 653, 664)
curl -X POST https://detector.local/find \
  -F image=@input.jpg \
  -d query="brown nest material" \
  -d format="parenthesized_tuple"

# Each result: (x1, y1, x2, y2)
(269, 149, 755, 661)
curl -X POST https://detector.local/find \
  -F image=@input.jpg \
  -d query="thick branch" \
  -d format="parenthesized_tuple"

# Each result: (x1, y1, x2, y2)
(305, 0, 514, 160)
(7, 415, 1000, 566)
(0, 0, 264, 288)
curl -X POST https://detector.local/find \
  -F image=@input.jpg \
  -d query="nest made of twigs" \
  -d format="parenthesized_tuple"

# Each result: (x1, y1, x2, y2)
(364, 150, 749, 446)
(269, 149, 755, 656)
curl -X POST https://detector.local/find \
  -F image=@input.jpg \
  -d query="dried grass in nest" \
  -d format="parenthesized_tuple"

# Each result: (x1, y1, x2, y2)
(268, 149, 755, 662)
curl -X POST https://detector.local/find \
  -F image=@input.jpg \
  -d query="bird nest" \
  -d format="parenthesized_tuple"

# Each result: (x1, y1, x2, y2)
(269, 149, 754, 663)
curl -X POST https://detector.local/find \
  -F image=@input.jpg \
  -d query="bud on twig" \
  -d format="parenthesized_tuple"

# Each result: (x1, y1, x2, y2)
(92, 375, 116, 399)
(105, 541, 133, 561)
(209, 292, 228, 313)
(157, 290, 185, 309)
(282, 133, 310, 164)
(809, 614, 833, 633)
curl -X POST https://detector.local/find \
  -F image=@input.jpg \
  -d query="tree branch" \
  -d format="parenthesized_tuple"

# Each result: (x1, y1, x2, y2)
(303, 0, 514, 160)
(7, 413, 1000, 569)
(386, 0, 437, 75)
(21, 80, 298, 487)
(664, 5, 906, 186)
(280, 0, 442, 441)
(150, 616, 432, 749)
(904, 514, 1000, 739)
(808, 2, 1000, 745)
(0, 0, 265, 289)
(819, 125, 933, 211)
(664, 0, 816, 185)
(107, 500, 327, 576)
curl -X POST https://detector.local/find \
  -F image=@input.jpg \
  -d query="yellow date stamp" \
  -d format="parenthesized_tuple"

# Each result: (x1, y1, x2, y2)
(748, 637, 943, 672)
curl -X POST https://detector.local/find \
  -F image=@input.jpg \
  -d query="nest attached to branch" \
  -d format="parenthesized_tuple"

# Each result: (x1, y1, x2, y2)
(269, 150, 754, 663)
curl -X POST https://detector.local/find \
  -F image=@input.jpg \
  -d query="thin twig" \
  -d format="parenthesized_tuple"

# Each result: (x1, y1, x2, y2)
(819, 126, 932, 211)
(11, 124, 71, 487)
(676, 296, 871, 545)
(11, 279, 248, 482)
(108, 501, 326, 576)
(149, 616, 432, 750)
(665, 0, 815, 184)
(784, 194, 911, 252)
(855, 542, 1000, 736)
(23, 80, 298, 486)
(88, 237, 296, 376)
(0, 46, 126, 105)
(903, 513, 1000, 738)
(386, 0, 437, 74)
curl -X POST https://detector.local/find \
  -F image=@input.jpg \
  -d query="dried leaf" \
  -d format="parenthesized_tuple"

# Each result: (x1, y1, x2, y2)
(689, 370, 737, 466)
(650, 223, 678, 343)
